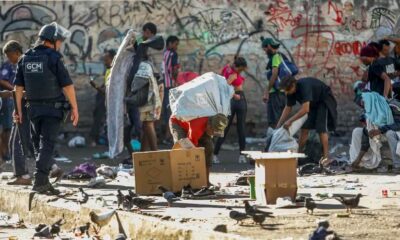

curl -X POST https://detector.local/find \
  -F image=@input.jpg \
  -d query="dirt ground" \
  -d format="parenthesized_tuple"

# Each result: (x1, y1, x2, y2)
(1, 143, 400, 239)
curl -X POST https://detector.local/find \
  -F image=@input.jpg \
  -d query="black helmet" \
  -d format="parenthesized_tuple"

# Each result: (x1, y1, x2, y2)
(38, 22, 70, 42)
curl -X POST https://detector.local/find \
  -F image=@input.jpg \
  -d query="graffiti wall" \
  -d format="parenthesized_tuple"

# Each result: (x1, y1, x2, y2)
(1, 0, 400, 132)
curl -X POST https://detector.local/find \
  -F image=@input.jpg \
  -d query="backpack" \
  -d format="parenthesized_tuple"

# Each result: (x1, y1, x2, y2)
(267, 53, 299, 89)
(125, 62, 153, 107)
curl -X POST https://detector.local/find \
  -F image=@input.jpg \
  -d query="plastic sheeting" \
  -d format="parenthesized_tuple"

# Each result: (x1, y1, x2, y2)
(106, 30, 137, 158)
(169, 72, 234, 121)
(267, 115, 308, 152)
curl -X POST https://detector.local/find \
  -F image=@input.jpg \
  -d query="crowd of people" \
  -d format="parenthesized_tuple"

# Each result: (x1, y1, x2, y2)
(0, 20, 399, 195)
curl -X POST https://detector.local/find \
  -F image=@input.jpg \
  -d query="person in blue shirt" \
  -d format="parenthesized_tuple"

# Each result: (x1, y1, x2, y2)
(0, 46, 17, 162)
(14, 22, 79, 195)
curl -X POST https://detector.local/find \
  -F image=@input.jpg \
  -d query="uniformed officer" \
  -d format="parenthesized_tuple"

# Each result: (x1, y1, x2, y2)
(14, 22, 79, 195)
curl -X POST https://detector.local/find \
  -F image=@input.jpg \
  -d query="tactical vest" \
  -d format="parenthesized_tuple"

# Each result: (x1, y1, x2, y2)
(22, 50, 62, 101)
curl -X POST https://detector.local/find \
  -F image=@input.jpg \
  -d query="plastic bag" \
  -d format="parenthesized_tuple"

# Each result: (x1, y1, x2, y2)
(268, 128, 298, 152)
(169, 72, 234, 121)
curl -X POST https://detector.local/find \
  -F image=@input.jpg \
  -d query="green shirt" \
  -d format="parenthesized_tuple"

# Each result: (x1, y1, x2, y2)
(269, 54, 283, 93)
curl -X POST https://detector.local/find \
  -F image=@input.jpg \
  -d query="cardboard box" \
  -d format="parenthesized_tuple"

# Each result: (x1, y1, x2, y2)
(242, 151, 305, 205)
(133, 147, 207, 195)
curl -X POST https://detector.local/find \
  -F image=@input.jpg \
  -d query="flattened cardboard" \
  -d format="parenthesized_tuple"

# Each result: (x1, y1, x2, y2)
(133, 148, 207, 195)
(255, 158, 297, 205)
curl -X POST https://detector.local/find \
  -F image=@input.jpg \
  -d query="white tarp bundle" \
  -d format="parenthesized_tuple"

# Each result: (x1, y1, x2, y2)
(106, 30, 137, 158)
(169, 72, 234, 121)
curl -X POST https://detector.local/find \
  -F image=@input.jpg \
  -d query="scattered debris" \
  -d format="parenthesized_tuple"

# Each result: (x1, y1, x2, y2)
(68, 136, 86, 148)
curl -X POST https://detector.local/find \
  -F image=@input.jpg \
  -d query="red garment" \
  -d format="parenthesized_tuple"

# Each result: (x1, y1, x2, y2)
(176, 71, 199, 86)
(170, 116, 208, 146)
(221, 64, 245, 87)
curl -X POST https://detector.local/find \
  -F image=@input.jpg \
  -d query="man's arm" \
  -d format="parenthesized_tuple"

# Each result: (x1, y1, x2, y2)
(380, 72, 392, 98)
(386, 37, 400, 45)
(0, 80, 13, 91)
(268, 67, 279, 92)
(63, 85, 79, 126)
(284, 102, 310, 128)
(276, 106, 292, 128)
(14, 86, 24, 123)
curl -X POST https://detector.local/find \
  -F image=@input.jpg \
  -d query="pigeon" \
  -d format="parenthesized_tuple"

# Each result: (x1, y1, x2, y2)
(132, 197, 156, 209)
(305, 197, 317, 215)
(117, 189, 124, 209)
(229, 210, 250, 225)
(33, 225, 51, 238)
(213, 224, 227, 233)
(181, 184, 194, 199)
(35, 223, 47, 233)
(50, 216, 65, 236)
(309, 220, 338, 240)
(73, 222, 91, 237)
(243, 200, 273, 217)
(122, 195, 134, 211)
(77, 187, 89, 204)
(128, 189, 138, 198)
(158, 186, 181, 207)
(252, 213, 266, 225)
(334, 193, 362, 213)
(89, 210, 116, 232)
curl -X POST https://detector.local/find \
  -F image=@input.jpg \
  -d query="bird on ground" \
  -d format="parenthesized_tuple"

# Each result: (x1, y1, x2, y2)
(117, 189, 124, 209)
(243, 200, 273, 217)
(33, 225, 51, 238)
(229, 210, 250, 225)
(128, 189, 138, 198)
(77, 187, 89, 204)
(158, 186, 181, 207)
(213, 224, 227, 233)
(50, 215, 65, 236)
(309, 220, 339, 240)
(252, 213, 266, 225)
(334, 193, 362, 213)
(35, 223, 47, 233)
(122, 195, 134, 211)
(132, 197, 156, 209)
(305, 197, 317, 215)
(73, 222, 91, 237)
(89, 210, 116, 233)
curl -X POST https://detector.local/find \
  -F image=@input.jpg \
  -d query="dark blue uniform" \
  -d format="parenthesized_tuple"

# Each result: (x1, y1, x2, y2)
(14, 45, 73, 187)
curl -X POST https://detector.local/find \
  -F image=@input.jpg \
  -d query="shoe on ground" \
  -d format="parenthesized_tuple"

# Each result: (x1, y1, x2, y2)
(193, 186, 215, 197)
(238, 155, 247, 164)
(49, 167, 64, 183)
(32, 183, 60, 195)
(181, 184, 194, 199)
(7, 177, 32, 186)
(212, 155, 220, 164)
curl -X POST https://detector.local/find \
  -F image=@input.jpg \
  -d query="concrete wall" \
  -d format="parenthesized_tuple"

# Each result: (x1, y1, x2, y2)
(1, 0, 399, 133)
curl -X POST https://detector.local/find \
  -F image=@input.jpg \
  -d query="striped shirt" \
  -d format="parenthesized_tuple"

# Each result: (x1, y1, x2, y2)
(162, 49, 179, 88)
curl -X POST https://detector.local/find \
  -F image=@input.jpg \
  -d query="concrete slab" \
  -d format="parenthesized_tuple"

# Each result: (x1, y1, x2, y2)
(1, 173, 400, 239)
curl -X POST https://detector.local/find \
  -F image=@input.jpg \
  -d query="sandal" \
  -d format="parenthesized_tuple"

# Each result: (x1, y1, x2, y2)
(319, 157, 334, 168)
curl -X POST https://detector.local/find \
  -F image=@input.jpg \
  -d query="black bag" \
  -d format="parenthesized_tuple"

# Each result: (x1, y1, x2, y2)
(125, 76, 149, 107)
(125, 62, 153, 107)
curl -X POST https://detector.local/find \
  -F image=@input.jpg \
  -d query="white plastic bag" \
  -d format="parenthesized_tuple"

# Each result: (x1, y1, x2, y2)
(268, 128, 298, 152)
(169, 72, 234, 121)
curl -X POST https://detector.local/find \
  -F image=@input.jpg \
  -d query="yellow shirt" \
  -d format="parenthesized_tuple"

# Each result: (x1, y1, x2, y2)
(104, 68, 111, 85)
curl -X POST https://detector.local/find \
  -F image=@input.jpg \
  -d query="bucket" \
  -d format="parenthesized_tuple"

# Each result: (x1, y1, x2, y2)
(248, 176, 256, 200)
